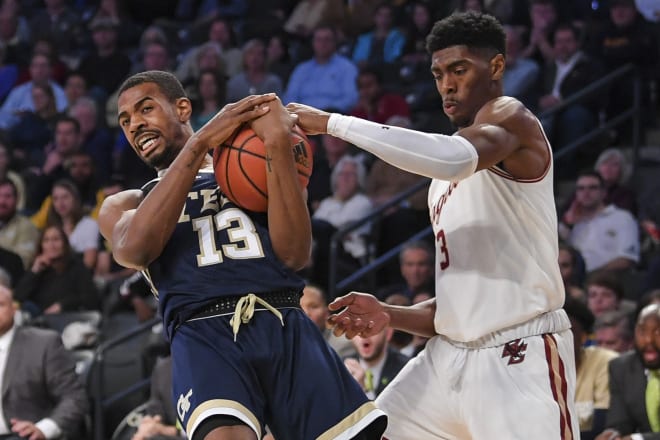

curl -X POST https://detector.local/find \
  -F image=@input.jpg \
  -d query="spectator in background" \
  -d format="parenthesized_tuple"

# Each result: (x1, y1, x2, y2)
(382, 293, 415, 357)
(586, 270, 634, 319)
(306, 133, 354, 213)
(0, 141, 26, 211)
(284, 0, 345, 40)
(365, 115, 429, 267)
(15, 224, 99, 317)
(559, 242, 587, 301)
(0, 53, 68, 130)
(129, 41, 172, 76)
(538, 23, 602, 157)
(8, 83, 61, 168)
(46, 179, 100, 270)
(0, 284, 89, 440)
(300, 284, 357, 358)
(0, 2, 31, 67)
(350, 68, 410, 124)
(378, 240, 435, 300)
(344, 325, 410, 400)
(63, 71, 88, 111)
(587, 0, 659, 123)
(521, 0, 559, 66)
(0, 179, 39, 269)
(190, 69, 226, 131)
(565, 297, 618, 440)
(594, 148, 638, 216)
(28, 0, 86, 62)
(78, 16, 131, 103)
(176, 18, 240, 83)
(24, 116, 82, 214)
(502, 25, 540, 109)
(0, 40, 18, 103)
(266, 32, 294, 85)
(85, 0, 142, 51)
(129, 356, 180, 440)
(29, 37, 69, 86)
(595, 304, 660, 440)
(351, 3, 406, 70)
(594, 310, 634, 353)
(69, 97, 114, 185)
(226, 38, 283, 102)
(400, 1, 433, 81)
(560, 170, 640, 273)
(284, 25, 359, 113)
(311, 155, 372, 288)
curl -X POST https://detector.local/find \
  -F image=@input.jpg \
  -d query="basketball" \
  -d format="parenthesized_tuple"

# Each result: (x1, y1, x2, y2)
(213, 125, 313, 212)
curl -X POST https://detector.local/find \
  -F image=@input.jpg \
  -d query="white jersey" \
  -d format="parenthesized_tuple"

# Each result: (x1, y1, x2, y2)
(428, 146, 564, 342)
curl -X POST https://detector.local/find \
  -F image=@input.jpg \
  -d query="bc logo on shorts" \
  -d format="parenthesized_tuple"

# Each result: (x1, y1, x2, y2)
(502, 338, 527, 365)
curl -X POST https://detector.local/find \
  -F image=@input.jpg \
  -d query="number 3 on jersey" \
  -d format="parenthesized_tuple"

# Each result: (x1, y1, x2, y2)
(436, 229, 449, 270)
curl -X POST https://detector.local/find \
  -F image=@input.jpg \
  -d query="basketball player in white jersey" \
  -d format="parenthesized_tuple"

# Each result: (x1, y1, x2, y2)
(287, 11, 578, 440)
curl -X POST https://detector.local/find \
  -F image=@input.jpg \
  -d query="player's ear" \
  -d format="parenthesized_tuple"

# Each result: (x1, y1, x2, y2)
(175, 97, 192, 122)
(490, 53, 505, 81)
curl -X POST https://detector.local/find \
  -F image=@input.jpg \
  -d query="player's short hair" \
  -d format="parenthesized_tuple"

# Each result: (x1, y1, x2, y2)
(426, 12, 506, 58)
(118, 70, 187, 103)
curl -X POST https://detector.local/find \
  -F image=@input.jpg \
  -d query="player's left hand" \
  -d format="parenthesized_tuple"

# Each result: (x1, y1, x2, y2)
(327, 292, 390, 339)
(250, 96, 296, 144)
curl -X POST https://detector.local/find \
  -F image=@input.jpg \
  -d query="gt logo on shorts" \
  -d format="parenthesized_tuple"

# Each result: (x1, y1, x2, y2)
(502, 338, 527, 365)
(177, 389, 193, 419)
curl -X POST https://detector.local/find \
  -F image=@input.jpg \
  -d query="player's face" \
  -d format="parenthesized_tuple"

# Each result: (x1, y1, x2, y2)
(635, 314, 660, 369)
(118, 82, 190, 171)
(431, 45, 502, 128)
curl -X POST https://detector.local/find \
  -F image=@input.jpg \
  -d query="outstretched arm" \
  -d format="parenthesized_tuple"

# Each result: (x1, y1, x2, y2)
(327, 292, 437, 339)
(287, 98, 549, 181)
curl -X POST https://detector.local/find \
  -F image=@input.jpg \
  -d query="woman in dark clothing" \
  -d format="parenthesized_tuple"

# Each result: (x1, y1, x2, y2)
(15, 225, 99, 316)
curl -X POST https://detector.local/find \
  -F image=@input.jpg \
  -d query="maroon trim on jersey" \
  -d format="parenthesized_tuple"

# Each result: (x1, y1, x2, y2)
(543, 333, 575, 440)
(487, 118, 553, 183)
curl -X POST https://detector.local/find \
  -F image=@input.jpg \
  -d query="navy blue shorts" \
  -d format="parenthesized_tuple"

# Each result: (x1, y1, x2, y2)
(170, 308, 386, 439)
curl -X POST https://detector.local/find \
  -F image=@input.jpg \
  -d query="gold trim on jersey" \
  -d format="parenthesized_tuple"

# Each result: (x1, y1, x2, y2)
(317, 401, 380, 440)
(186, 399, 261, 439)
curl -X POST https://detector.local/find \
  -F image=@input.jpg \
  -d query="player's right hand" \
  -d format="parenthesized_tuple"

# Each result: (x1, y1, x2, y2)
(197, 94, 276, 148)
(327, 292, 389, 339)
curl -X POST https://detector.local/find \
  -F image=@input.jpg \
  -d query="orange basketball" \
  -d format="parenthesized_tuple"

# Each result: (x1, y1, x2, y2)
(213, 125, 313, 212)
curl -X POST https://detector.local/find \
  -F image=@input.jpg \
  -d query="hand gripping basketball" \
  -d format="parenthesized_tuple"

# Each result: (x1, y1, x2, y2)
(213, 125, 313, 212)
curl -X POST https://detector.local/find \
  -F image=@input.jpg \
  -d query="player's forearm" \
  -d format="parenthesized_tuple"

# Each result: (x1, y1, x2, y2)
(265, 137, 312, 270)
(327, 114, 477, 181)
(115, 136, 209, 268)
(385, 298, 437, 338)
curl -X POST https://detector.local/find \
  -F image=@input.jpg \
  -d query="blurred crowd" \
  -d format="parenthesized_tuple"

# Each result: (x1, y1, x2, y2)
(0, 0, 659, 439)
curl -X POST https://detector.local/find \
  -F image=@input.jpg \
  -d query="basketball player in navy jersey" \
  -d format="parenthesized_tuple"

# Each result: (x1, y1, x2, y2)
(289, 12, 578, 440)
(98, 71, 386, 440)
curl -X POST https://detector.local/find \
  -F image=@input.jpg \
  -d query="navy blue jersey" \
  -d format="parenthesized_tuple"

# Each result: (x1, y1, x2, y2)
(141, 166, 305, 339)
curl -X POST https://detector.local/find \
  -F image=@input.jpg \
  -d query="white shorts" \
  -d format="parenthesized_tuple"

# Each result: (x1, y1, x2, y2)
(376, 311, 578, 440)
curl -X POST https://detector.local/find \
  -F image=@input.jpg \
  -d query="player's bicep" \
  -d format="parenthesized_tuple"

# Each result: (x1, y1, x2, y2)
(458, 123, 521, 171)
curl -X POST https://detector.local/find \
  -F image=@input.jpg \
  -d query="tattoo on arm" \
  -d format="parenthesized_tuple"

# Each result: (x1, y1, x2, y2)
(266, 153, 272, 172)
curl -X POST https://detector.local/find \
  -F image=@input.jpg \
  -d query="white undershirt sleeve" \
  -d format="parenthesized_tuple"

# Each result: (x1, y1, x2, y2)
(327, 113, 479, 181)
